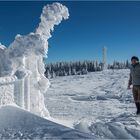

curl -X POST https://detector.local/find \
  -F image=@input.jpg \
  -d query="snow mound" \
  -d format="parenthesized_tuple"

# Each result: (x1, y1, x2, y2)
(73, 113, 140, 139)
(0, 106, 96, 139)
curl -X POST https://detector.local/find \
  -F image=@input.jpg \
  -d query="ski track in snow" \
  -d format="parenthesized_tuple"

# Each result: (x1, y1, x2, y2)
(45, 69, 140, 139)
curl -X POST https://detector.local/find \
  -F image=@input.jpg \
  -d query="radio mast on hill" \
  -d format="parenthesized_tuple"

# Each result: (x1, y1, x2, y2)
(102, 46, 107, 70)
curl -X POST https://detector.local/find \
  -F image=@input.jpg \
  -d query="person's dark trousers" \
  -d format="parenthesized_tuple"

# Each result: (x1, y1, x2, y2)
(133, 85, 140, 114)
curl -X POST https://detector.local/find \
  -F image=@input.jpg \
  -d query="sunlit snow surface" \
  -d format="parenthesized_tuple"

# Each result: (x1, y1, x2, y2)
(0, 106, 96, 139)
(1, 69, 140, 139)
(45, 69, 140, 139)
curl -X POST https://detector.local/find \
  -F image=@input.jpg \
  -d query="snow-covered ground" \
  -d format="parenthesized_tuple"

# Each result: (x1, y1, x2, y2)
(45, 69, 140, 139)
(0, 105, 96, 139)
(1, 69, 140, 139)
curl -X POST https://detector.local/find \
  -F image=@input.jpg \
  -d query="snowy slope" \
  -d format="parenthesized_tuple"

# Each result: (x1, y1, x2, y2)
(45, 69, 140, 139)
(0, 105, 96, 139)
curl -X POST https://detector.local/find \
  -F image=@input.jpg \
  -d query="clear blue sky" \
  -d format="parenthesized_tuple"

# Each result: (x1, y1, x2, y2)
(0, 1, 140, 64)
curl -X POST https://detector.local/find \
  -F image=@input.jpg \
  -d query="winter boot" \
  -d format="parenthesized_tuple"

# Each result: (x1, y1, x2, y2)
(135, 103, 140, 115)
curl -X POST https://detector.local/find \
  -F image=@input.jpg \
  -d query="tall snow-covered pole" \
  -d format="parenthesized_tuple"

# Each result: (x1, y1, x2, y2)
(102, 46, 107, 70)
(19, 79, 25, 108)
(24, 76, 30, 111)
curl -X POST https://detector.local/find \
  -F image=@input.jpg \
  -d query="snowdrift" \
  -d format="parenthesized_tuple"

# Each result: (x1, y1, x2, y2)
(0, 105, 96, 139)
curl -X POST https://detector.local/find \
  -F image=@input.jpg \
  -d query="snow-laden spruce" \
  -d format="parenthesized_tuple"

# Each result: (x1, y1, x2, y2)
(0, 2, 69, 117)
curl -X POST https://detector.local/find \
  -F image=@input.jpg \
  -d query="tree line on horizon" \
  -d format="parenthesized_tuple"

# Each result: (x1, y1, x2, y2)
(45, 60, 130, 79)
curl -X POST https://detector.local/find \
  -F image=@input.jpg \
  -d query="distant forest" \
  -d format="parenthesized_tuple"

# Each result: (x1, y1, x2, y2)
(45, 60, 130, 79)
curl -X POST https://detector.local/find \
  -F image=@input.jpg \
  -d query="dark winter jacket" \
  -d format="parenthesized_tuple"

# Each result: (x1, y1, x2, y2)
(128, 63, 140, 86)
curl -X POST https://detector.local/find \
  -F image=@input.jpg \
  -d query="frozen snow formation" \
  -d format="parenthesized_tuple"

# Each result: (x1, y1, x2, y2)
(0, 3, 69, 117)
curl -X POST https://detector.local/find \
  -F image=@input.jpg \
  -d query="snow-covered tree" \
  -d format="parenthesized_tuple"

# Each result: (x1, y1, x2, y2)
(45, 60, 102, 78)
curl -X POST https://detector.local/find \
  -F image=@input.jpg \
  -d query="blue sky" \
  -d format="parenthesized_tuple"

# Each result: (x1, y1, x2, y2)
(0, 1, 140, 64)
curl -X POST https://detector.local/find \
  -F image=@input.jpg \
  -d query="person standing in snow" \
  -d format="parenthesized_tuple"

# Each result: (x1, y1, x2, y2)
(128, 56, 140, 115)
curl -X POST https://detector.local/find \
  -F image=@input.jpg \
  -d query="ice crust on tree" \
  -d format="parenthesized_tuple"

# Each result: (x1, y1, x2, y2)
(0, 2, 69, 117)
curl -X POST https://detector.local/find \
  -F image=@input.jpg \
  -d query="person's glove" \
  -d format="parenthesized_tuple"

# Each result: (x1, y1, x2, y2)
(127, 85, 132, 89)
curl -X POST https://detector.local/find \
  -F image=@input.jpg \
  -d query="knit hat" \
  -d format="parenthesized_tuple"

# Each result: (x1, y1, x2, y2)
(131, 56, 139, 61)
